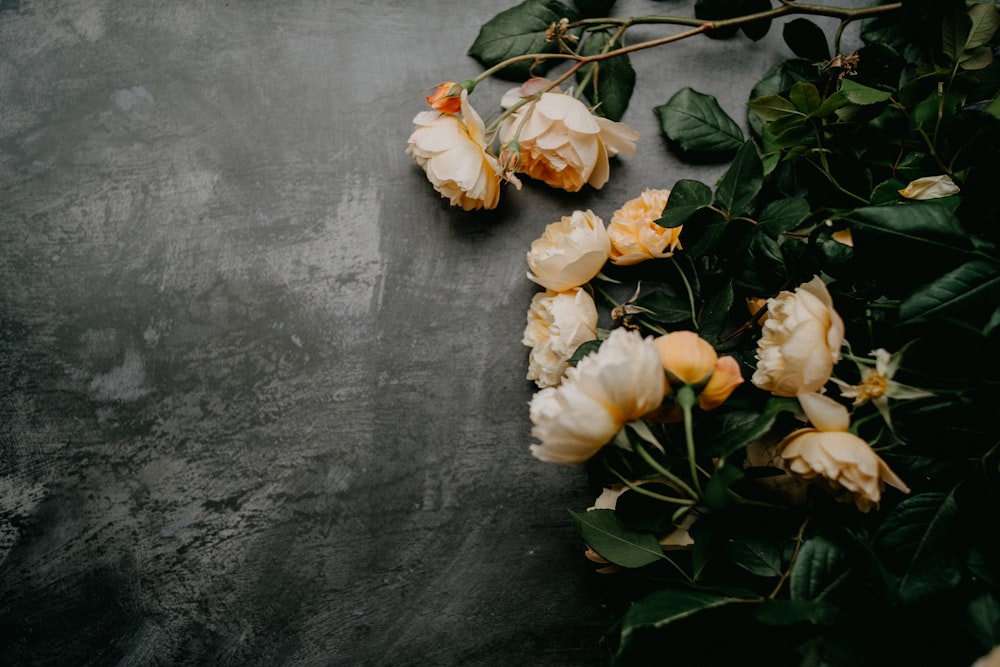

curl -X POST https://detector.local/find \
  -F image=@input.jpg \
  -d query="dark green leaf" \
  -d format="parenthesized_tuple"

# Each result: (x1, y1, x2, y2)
(705, 397, 800, 459)
(899, 259, 1000, 325)
(570, 509, 666, 568)
(568, 338, 603, 364)
(714, 141, 764, 216)
(694, 0, 740, 40)
(783, 18, 830, 61)
(840, 79, 893, 105)
(576, 30, 636, 121)
(757, 197, 810, 239)
(790, 535, 848, 601)
(619, 587, 748, 649)
(634, 292, 693, 324)
(739, 0, 773, 42)
(966, 593, 1000, 648)
(468, 0, 579, 80)
(572, 0, 615, 16)
(943, 4, 1000, 64)
(748, 93, 802, 122)
(875, 491, 961, 603)
(699, 280, 734, 341)
(754, 599, 835, 626)
(615, 484, 688, 533)
(846, 202, 972, 255)
(703, 460, 744, 510)
(727, 530, 783, 577)
(655, 88, 744, 159)
(748, 58, 818, 137)
(657, 179, 713, 228)
(677, 207, 729, 258)
(788, 81, 822, 115)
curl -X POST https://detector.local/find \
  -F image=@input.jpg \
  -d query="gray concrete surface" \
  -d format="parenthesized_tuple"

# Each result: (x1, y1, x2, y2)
(0, 1, 855, 664)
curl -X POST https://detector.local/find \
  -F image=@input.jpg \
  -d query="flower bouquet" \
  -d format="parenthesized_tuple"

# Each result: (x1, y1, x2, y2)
(408, 0, 1000, 664)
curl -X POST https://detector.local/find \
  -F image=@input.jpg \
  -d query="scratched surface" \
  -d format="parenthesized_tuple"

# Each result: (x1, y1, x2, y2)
(0, 1, 846, 664)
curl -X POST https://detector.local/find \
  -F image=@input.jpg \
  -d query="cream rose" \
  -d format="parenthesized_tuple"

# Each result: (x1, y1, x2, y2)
(406, 90, 501, 210)
(530, 328, 666, 464)
(526, 209, 611, 292)
(608, 189, 682, 265)
(499, 81, 639, 192)
(778, 392, 909, 512)
(898, 174, 960, 200)
(752, 276, 846, 397)
(523, 287, 599, 388)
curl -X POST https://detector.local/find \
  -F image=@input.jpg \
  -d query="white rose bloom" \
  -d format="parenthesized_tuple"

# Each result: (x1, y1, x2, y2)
(406, 90, 501, 210)
(526, 209, 610, 292)
(752, 276, 846, 397)
(530, 328, 666, 464)
(523, 287, 599, 388)
(499, 82, 638, 192)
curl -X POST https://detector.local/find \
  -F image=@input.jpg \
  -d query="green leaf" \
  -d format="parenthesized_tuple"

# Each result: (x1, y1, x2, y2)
(943, 3, 1000, 65)
(875, 491, 961, 603)
(703, 460, 744, 510)
(567, 338, 603, 365)
(714, 141, 764, 217)
(748, 93, 802, 122)
(754, 599, 835, 626)
(576, 30, 636, 121)
(899, 259, 1000, 325)
(739, 0, 773, 42)
(572, 0, 615, 16)
(615, 484, 688, 533)
(757, 197, 810, 239)
(694, 0, 740, 40)
(840, 78, 893, 105)
(846, 202, 972, 255)
(704, 397, 800, 460)
(788, 81, 822, 115)
(634, 291, 693, 324)
(790, 535, 848, 601)
(699, 280, 734, 341)
(570, 509, 666, 568)
(966, 593, 1000, 648)
(657, 179, 713, 228)
(468, 0, 578, 80)
(783, 18, 830, 62)
(655, 88, 744, 159)
(619, 587, 748, 649)
(727, 531, 783, 578)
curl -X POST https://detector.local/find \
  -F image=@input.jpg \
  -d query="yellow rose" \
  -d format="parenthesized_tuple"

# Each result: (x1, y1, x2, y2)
(530, 328, 666, 464)
(499, 81, 639, 192)
(608, 189, 682, 265)
(752, 276, 846, 397)
(698, 355, 744, 411)
(654, 330, 717, 386)
(526, 209, 610, 292)
(778, 392, 909, 512)
(406, 90, 501, 210)
(523, 287, 599, 388)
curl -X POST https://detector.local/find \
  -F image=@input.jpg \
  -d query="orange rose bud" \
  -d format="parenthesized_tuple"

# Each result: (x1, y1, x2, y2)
(699, 355, 744, 410)
(426, 81, 463, 113)
(654, 331, 718, 386)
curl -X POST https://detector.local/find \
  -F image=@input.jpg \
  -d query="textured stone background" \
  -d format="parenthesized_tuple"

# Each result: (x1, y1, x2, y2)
(0, 1, 858, 664)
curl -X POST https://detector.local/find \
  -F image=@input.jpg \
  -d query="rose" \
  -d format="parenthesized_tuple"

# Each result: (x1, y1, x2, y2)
(425, 81, 463, 113)
(526, 209, 610, 292)
(523, 287, 599, 388)
(406, 90, 501, 210)
(607, 189, 682, 265)
(529, 328, 666, 464)
(751, 276, 846, 397)
(778, 392, 909, 512)
(653, 331, 743, 410)
(898, 174, 960, 200)
(499, 79, 639, 192)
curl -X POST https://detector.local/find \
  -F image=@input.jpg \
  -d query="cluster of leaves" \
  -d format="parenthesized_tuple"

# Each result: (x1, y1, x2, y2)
(470, 0, 1000, 664)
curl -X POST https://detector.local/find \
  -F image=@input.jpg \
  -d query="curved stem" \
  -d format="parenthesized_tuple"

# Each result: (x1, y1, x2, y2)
(633, 440, 700, 501)
(669, 257, 698, 326)
(768, 516, 811, 599)
(676, 385, 703, 495)
(605, 463, 696, 506)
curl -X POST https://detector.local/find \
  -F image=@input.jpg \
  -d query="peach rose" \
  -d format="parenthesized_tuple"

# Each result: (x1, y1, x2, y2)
(526, 209, 610, 292)
(654, 330, 743, 410)
(752, 276, 845, 397)
(529, 328, 666, 464)
(406, 90, 501, 210)
(778, 392, 909, 512)
(523, 287, 599, 388)
(499, 80, 638, 192)
(608, 189, 682, 265)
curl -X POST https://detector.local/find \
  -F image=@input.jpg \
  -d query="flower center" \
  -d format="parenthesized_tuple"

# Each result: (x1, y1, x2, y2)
(859, 372, 888, 399)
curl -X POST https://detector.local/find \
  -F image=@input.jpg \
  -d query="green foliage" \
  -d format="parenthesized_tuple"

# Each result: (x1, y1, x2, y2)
(576, 30, 636, 121)
(468, 0, 579, 80)
(655, 88, 744, 160)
